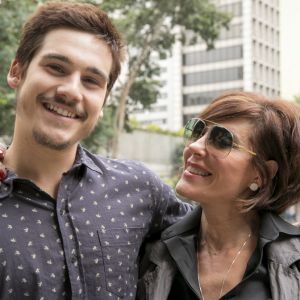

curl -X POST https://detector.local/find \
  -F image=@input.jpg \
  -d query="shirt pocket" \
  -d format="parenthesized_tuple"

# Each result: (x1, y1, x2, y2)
(97, 227, 144, 298)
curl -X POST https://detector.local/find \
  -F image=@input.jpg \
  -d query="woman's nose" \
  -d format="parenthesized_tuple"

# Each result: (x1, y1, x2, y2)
(187, 134, 207, 156)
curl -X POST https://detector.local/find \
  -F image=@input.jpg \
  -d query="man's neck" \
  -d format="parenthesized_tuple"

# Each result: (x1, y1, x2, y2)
(4, 138, 78, 199)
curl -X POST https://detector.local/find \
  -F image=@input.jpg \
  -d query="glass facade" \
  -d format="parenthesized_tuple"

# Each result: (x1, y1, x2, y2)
(218, 23, 243, 40)
(183, 88, 242, 107)
(183, 45, 243, 66)
(183, 67, 243, 86)
(219, 2, 242, 17)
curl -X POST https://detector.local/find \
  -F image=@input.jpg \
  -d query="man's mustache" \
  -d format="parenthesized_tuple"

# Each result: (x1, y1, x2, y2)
(37, 94, 87, 119)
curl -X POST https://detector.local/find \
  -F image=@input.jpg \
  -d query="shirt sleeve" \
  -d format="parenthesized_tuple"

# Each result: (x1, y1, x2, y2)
(147, 174, 193, 236)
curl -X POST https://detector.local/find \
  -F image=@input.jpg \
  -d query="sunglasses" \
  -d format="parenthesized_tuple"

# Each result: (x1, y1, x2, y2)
(184, 118, 256, 158)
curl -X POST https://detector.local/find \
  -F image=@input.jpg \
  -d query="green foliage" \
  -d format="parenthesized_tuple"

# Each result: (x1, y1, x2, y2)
(101, 0, 230, 106)
(172, 141, 185, 173)
(105, 0, 231, 155)
(0, 0, 39, 141)
(161, 141, 185, 189)
(0, 0, 40, 89)
(144, 124, 180, 136)
(0, 0, 231, 154)
(82, 105, 115, 153)
(129, 122, 183, 137)
(0, 91, 15, 138)
(129, 78, 161, 108)
(294, 94, 300, 106)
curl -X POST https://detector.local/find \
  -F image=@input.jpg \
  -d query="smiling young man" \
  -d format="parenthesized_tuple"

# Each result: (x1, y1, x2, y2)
(0, 2, 190, 299)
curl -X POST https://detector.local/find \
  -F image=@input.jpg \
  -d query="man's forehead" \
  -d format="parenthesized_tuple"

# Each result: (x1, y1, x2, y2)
(33, 28, 112, 78)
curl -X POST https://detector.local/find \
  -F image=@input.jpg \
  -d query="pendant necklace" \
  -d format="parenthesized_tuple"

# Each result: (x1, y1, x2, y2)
(197, 232, 252, 300)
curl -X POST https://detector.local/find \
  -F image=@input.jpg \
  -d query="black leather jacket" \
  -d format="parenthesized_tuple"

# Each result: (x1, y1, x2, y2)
(137, 206, 300, 300)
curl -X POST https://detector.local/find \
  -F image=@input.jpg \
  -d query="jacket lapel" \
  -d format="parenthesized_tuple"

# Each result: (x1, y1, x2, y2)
(162, 206, 202, 298)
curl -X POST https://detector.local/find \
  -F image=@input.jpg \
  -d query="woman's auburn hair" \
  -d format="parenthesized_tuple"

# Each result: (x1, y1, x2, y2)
(200, 91, 300, 214)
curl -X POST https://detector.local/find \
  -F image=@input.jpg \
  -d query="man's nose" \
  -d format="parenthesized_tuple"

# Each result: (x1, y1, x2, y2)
(56, 74, 83, 103)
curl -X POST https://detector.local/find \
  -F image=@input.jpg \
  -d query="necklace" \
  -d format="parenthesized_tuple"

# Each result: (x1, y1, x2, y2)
(197, 232, 252, 300)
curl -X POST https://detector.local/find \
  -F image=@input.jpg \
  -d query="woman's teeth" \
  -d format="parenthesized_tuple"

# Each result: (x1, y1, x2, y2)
(187, 166, 210, 176)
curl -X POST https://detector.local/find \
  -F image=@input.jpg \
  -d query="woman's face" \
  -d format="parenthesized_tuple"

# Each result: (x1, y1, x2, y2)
(176, 119, 259, 207)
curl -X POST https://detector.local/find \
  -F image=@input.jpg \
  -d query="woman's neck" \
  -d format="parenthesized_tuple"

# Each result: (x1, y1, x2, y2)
(200, 206, 259, 252)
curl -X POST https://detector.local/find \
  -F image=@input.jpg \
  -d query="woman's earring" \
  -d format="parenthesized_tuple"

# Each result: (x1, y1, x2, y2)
(249, 183, 259, 192)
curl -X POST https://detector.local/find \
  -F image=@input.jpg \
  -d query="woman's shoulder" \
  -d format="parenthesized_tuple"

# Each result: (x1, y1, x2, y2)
(261, 211, 300, 268)
(266, 233, 300, 299)
(260, 210, 300, 240)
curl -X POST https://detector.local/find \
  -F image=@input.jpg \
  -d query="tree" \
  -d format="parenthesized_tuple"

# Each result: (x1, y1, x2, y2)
(99, 0, 231, 157)
(0, 0, 230, 155)
(81, 106, 115, 154)
(0, 0, 39, 139)
(294, 94, 300, 106)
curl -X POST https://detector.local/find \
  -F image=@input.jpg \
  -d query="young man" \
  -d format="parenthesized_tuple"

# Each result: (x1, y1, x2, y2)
(0, 2, 190, 299)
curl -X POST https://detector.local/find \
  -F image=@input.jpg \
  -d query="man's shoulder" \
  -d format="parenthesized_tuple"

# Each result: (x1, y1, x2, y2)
(83, 149, 160, 180)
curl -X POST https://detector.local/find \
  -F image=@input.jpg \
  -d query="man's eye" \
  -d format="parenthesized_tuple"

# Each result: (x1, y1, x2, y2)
(83, 77, 102, 87)
(47, 64, 65, 74)
(84, 77, 97, 84)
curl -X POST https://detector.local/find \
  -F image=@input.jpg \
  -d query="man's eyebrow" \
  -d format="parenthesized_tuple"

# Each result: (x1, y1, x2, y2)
(43, 53, 109, 83)
(86, 67, 109, 83)
(43, 53, 71, 64)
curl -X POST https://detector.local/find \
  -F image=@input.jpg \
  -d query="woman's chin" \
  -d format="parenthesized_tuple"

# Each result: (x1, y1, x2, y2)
(175, 181, 193, 200)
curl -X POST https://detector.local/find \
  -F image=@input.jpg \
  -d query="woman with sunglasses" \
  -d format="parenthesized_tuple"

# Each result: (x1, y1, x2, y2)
(137, 91, 300, 300)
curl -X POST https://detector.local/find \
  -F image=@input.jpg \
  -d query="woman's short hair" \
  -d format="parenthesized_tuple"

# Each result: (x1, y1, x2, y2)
(200, 91, 300, 214)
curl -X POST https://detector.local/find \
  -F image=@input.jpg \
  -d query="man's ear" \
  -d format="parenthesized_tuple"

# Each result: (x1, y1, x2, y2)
(7, 59, 21, 89)
(266, 160, 278, 179)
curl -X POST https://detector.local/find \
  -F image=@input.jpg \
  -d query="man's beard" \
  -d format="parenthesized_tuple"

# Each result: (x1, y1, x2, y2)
(33, 129, 71, 151)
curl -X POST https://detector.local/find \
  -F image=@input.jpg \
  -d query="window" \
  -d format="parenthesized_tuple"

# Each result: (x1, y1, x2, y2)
(183, 67, 243, 86)
(183, 89, 242, 107)
(183, 45, 243, 66)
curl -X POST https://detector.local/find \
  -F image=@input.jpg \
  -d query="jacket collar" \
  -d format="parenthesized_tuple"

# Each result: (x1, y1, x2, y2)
(259, 211, 300, 267)
(161, 205, 201, 240)
(259, 210, 300, 242)
(161, 205, 201, 298)
(162, 205, 300, 242)
(160, 205, 300, 298)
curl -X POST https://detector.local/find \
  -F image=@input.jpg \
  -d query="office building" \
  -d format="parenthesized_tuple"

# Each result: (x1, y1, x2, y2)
(132, 0, 281, 130)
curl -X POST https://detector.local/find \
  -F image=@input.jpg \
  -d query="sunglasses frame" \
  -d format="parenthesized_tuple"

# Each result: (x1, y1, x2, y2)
(184, 118, 257, 157)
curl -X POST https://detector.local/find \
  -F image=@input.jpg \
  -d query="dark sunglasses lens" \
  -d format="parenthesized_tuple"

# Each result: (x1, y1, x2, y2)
(207, 126, 233, 157)
(184, 119, 205, 142)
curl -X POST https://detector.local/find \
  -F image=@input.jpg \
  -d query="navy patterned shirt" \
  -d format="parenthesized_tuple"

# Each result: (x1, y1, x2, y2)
(0, 146, 191, 300)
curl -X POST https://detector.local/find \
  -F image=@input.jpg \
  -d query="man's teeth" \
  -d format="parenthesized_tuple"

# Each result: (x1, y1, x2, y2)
(45, 103, 76, 118)
(187, 166, 210, 176)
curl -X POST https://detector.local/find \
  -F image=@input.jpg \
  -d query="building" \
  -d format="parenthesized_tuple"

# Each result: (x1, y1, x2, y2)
(132, 0, 281, 130)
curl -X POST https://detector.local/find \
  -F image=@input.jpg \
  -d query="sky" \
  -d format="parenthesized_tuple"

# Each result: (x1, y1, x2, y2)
(280, 0, 300, 100)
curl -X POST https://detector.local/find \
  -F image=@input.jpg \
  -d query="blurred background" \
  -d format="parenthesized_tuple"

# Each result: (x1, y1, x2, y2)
(1, 0, 299, 222)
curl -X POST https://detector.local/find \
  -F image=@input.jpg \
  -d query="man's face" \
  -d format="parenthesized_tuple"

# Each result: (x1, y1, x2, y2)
(7, 28, 112, 150)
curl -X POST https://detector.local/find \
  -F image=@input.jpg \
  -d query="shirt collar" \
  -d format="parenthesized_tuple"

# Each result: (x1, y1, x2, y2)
(0, 170, 17, 199)
(0, 145, 104, 199)
(73, 145, 103, 175)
